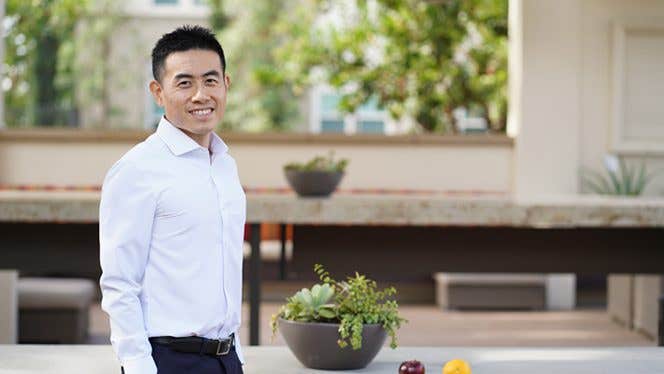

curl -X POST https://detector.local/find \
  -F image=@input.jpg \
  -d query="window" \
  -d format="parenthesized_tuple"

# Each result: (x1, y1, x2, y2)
(357, 120, 384, 134)
(319, 93, 345, 133)
(356, 97, 385, 134)
(310, 86, 392, 134)
(321, 119, 345, 133)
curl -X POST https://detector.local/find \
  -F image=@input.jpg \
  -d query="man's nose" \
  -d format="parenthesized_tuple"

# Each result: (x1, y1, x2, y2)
(191, 84, 211, 102)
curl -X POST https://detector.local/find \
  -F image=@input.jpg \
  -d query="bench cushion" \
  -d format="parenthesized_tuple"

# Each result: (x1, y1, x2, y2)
(434, 273, 546, 286)
(18, 278, 95, 310)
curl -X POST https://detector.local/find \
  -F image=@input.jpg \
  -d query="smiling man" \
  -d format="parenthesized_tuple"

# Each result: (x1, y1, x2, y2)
(99, 26, 246, 374)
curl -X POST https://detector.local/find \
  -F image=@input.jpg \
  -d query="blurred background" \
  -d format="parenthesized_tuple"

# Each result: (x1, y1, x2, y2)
(3, 0, 507, 134)
(1, 0, 664, 351)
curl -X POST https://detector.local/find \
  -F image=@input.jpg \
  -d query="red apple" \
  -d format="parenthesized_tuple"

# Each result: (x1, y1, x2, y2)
(399, 360, 425, 374)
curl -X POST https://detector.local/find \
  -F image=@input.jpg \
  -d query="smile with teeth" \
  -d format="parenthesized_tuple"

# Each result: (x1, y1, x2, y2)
(190, 108, 213, 117)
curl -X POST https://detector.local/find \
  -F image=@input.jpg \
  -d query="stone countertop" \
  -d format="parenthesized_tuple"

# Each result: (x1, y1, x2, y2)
(0, 190, 663, 227)
(0, 345, 663, 374)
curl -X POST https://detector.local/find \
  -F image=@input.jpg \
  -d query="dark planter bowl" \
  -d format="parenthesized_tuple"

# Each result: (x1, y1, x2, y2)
(284, 170, 344, 197)
(278, 318, 386, 370)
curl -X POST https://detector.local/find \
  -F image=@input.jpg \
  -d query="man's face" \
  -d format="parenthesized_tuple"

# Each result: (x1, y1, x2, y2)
(150, 49, 229, 137)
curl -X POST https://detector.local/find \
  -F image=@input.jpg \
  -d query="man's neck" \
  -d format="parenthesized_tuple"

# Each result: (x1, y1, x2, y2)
(167, 118, 212, 150)
(184, 130, 211, 150)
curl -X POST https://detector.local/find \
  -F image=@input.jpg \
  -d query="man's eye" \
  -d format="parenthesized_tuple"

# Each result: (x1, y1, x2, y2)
(206, 79, 218, 85)
(178, 81, 191, 87)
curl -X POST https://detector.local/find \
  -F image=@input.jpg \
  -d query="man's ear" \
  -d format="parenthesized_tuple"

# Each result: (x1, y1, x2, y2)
(224, 74, 231, 89)
(149, 80, 164, 107)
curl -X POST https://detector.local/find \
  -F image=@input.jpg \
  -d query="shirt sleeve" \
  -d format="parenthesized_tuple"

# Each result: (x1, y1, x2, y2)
(99, 160, 158, 374)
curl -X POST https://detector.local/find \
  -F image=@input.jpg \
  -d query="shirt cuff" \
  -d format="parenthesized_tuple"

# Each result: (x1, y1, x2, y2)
(121, 355, 157, 374)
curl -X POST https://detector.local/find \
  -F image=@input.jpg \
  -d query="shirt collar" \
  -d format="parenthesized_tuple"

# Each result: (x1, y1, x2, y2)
(156, 116, 229, 156)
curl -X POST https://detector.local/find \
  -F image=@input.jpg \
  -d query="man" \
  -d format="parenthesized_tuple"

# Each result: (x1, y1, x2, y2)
(99, 25, 245, 374)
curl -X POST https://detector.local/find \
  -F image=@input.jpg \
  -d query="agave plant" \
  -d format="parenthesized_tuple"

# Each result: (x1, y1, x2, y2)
(274, 283, 336, 323)
(581, 155, 658, 196)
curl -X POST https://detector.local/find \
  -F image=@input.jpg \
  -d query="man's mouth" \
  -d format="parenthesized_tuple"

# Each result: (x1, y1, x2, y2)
(189, 108, 214, 119)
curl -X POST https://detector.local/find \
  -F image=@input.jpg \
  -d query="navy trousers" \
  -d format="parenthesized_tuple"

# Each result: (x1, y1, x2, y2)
(121, 342, 243, 374)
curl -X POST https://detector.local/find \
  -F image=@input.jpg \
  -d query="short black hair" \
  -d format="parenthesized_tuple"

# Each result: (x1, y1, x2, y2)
(151, 25, 226, 82)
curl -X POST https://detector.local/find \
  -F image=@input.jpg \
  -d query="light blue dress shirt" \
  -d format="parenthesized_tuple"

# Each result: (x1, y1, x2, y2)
(99, 117, 246, 374)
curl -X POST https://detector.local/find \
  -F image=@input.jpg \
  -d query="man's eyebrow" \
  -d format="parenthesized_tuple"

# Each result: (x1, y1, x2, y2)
(172, 70, 220, 81)
(202, 70, 220, 78)
(173, 73, 194, 81)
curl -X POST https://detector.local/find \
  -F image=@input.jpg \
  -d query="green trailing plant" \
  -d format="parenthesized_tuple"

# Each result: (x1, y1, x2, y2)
(284, 151, 349, 172)
(581, 155, 659, 196)
(271, 264, 406, 350)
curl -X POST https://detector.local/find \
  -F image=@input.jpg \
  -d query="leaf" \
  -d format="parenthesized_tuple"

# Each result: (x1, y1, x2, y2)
(580, 167, 612, 194)
(634, 163, 648, 195)
(311, 284, 321, 300)
(606, 169, 622, 195)
(317, 284, 335, 304)
(318, 307, 336, 319)
(294, 288, 313, 306)
(618, 158, 634, 194)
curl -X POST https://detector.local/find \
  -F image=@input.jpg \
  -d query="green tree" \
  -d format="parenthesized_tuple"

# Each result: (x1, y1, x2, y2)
(72, 0, 125, 128)
(4, 0, 83, 126)
(210, 0, 300, 132)
(272, 0, 508, 133)
(4, 0, 124, 127)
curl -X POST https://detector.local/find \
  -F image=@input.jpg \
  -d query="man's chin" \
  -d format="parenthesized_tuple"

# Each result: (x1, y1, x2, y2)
(177, 122, 216, 135)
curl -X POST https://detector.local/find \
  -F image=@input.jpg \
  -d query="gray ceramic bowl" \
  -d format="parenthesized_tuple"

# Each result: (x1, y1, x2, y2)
(284, 170, 344, 197)
(278, 318, 386, 370)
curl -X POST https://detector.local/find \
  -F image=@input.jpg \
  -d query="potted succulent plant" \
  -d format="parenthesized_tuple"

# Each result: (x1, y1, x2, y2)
(283, 151, 349, 197)
(271, 264, 406, 370)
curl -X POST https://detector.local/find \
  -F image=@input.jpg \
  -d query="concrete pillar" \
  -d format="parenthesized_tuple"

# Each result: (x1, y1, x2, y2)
(509, 0, 582, 305)
(633, 275, 664, 339)
(0, 270, 18, 344)
(509, 0, 582, 200)
(608, 274, 634, 328)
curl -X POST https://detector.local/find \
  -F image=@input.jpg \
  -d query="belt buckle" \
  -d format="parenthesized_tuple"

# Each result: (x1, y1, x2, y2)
(215, 339, 230, 356)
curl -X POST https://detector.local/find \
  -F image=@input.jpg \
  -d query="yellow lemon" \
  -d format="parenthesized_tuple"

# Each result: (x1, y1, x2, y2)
(442, 359, 471, 374)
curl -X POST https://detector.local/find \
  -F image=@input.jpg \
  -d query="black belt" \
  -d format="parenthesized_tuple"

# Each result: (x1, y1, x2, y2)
(149, 334, 235, 356)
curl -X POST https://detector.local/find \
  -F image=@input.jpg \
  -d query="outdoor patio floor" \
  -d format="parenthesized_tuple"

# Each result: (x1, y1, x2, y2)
(88, 302, 654, 347)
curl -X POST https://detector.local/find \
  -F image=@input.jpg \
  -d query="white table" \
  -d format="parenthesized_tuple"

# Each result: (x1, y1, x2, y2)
(1, 345, 664, 373)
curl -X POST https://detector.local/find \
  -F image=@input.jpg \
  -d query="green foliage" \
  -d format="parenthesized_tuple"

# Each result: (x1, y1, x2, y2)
(207, 0, 232, 30)
(284, 151, 349, 172)
(213, 0, 300, 132)
(5, 0, 85, 126)
(271, 264, 406, 350)
(581, 156, 659, 196)
(4, 0, 122, 127)
(271, 0, 508, 133)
